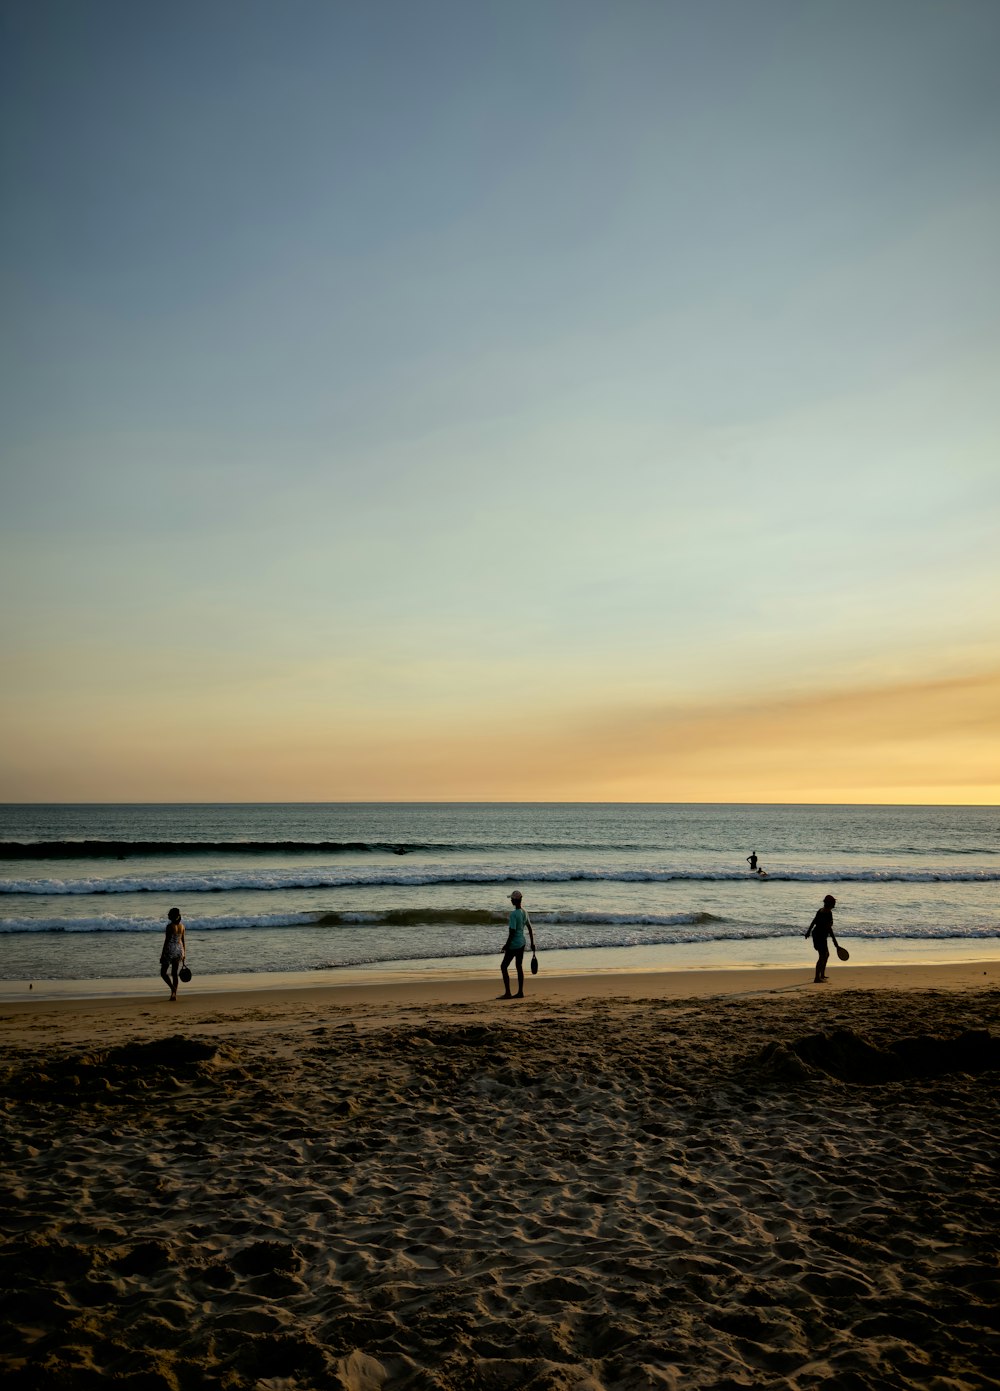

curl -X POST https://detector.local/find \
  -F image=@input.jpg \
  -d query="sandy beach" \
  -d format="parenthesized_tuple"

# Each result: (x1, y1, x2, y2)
(2, 963, 999, 1390)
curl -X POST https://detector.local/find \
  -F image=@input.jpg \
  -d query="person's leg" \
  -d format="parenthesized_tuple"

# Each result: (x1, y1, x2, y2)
(499, 948, 515, 998)
(513, 948, 525, 997)
(816, 946, 829, 982)
(160, 960, 173, 992)
(169, 960, 179, 1000)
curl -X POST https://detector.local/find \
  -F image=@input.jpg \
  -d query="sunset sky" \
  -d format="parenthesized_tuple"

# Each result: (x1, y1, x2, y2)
(2, 0, 998, 803)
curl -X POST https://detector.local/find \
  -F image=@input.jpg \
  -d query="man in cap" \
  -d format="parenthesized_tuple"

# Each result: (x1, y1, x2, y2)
(499, 889, 536, 1000)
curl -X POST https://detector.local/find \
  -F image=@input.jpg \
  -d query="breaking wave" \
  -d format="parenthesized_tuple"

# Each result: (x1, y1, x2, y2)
(0, 908, 723, 935)
(3, 866, 998, 896)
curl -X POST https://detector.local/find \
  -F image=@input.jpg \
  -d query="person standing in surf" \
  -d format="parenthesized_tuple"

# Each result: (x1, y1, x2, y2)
(747, 851, 758, 872)
(499, 890, 536, 1000)
(805, 895, 839, 983)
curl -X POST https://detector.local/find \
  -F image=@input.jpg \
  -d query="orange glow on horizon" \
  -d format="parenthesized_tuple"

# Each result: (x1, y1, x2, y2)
(1, 669, 997, 805)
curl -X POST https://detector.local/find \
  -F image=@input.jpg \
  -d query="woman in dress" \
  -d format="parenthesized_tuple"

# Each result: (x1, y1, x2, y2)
(160, 907, 187, 1001)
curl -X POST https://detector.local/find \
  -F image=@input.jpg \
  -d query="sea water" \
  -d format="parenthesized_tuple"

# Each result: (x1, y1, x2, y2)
(1, 803, 997, 985)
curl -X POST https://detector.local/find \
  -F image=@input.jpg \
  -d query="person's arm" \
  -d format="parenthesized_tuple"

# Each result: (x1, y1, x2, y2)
(181, 924, 186, 960)
(526, 912, 536, 951)
(805, 913, 817, 939)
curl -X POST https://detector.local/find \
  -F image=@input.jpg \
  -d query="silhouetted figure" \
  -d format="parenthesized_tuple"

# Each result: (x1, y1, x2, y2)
(805, 895, 839, 983)
(160, 907, 187, 1002)
(747, 852, 758, 871)
(499, 890, 536, 1000)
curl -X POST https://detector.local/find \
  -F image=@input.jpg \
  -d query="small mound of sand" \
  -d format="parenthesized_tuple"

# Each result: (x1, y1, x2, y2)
(0, 1035, 247, 1104)
(102, 1035, 223, 1068)
(750, 1027, 1000, 1084)
(112, 1241, 174, 1277)
(230, 1241, 302, 1277)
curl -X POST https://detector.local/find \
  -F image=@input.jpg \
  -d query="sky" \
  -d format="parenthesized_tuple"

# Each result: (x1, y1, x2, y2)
(1, 0, 998, 804)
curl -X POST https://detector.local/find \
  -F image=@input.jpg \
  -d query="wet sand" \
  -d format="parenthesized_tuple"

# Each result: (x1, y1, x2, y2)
(2, 964, 999, 1389)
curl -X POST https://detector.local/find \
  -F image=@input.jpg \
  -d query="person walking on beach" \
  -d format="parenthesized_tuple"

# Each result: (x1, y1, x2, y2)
(499, 890, 536, 1000)
(747, 851, 758, 872)
(805, 895, 839, 983)
(160, 907, 187, 1001)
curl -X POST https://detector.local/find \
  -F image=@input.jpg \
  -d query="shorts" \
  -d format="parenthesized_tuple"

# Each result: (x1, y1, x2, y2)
(501, 946, 525, 971)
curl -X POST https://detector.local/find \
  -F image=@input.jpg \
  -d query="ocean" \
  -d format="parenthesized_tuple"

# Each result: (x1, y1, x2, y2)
(1, 803, 997, 989)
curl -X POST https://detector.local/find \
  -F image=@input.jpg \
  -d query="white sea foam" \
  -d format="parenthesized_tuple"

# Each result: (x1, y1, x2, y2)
(3, 866, 999, 895)
(0, 911, 324, 934)
(0, 909, 715, 935)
